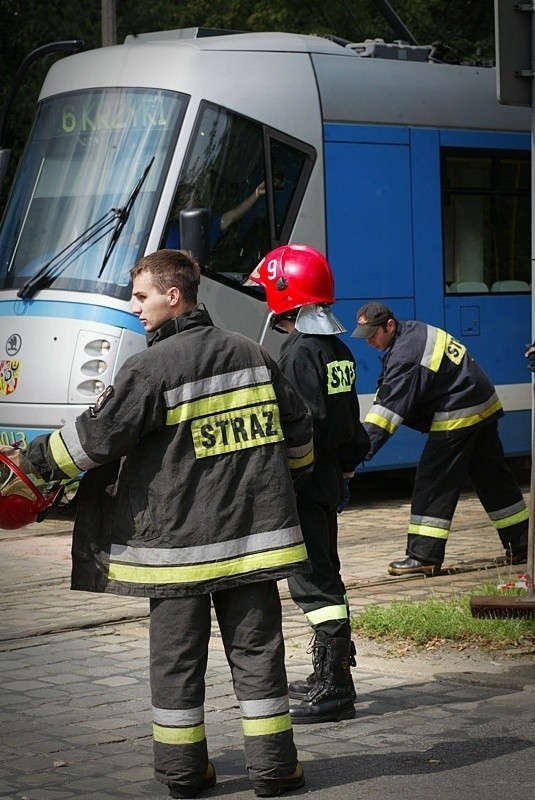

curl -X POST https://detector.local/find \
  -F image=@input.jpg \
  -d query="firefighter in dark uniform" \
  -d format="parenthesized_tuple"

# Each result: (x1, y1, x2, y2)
(25, 249, 315, 799)
(353, 302, 529, 576)
(248, 245, 369, 725)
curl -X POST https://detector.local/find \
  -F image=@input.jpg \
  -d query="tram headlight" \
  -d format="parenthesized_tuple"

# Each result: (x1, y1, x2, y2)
(81, 359, 108, 376)
(71, 331, 120, 402)
(77, 379, 106, 396)
(84, 339, 112, 356)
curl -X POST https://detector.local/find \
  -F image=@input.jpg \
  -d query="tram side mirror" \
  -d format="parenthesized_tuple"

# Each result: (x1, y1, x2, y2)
(180, 208, 211, 269)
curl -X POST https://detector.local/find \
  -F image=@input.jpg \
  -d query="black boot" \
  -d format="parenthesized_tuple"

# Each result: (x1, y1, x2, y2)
(388, 556, 440, 576)
(288, 672, 316, 700)
(506, 546, 528, 565)
(502, 528, 529, 565)
(289, 638, 357, 701)
(290, 634, 356, 724)
(288, 632, 323, 699)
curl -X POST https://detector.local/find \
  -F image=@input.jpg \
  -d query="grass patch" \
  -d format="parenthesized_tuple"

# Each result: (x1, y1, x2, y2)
(351, 584, 535, 650)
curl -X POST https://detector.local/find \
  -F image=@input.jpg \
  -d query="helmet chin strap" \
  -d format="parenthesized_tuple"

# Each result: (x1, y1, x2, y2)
(269, 311, 297, 333)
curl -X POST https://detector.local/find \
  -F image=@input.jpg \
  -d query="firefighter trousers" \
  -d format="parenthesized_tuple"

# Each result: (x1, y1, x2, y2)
(149, 580, 298, 794)
(407, 420, 529, 565)
(288, 459, 351, 640)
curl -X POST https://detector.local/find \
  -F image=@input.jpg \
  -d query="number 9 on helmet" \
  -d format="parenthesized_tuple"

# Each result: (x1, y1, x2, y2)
(0, 447, 63, 530)
(246, 244, 335, 315)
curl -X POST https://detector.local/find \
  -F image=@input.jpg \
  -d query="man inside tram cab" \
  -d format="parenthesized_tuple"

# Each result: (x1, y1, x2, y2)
(163, 180, 265, 249)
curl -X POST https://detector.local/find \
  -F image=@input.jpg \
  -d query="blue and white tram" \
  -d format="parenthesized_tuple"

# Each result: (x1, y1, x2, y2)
(0, 30, 530, 469)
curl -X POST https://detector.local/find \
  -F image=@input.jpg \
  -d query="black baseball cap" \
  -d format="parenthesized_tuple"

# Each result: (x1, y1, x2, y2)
(351, 302, 394, 338)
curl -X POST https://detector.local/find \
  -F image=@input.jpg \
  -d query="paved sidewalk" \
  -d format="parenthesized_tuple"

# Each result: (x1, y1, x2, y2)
(2, 481, 531, 653)
(0, 479, 534, 799)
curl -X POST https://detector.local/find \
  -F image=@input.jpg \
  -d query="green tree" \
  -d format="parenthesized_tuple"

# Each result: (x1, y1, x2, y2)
(392, 0, 495, 63)
(0, 0, 495, 209)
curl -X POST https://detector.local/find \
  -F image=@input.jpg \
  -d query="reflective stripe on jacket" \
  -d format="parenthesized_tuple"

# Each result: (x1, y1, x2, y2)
(364, 320, 503, 459)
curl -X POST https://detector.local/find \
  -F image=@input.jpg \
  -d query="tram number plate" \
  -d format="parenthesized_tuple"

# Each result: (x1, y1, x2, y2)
(0, 430, 28, 449)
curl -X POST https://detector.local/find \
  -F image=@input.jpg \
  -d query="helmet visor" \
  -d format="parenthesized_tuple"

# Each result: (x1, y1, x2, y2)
(0, 447, 48, 502)
(295, 304, 346, 335)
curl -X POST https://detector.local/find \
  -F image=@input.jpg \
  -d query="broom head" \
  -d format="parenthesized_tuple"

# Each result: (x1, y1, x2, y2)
(470, 594, 535, 619)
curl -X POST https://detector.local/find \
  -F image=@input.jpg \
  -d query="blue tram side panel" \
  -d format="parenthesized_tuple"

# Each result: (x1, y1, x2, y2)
(323, 122, 531, 470)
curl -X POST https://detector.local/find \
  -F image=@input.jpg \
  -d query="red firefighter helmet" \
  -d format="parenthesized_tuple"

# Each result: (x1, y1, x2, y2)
(247, 244, 335, 315)
(0, 448, 62, 530)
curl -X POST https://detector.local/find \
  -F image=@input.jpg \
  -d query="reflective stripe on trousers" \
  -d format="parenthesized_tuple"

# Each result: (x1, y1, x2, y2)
(407, 421, 528, 564)
(149, 581, 298, 792)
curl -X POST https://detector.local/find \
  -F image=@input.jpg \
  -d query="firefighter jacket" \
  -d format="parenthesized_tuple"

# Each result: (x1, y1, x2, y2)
(278, 331, 369, 474)
(364, 320, 503, 459)
(27, 306, 314, 598)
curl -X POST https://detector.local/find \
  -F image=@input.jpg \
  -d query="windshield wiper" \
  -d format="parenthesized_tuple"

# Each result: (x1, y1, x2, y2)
(98, 157, 154, 278)
(17, 159, 155, 300)
(17, 210, 118, 300)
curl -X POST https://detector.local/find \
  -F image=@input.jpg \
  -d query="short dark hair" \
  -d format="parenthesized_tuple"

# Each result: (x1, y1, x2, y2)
(131, 249, 201, 305)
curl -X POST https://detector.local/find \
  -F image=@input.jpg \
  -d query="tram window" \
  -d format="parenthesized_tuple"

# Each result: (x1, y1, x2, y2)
(269, 137, 312, 241)
(442, 149, 530, 293)
(165, 102, 315, 283)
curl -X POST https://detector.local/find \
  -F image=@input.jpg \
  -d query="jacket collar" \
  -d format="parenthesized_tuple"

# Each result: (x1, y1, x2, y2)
(146, 304, 214, 347)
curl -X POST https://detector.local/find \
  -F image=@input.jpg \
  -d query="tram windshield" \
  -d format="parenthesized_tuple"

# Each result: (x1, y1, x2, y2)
(0, 88, 187, 299)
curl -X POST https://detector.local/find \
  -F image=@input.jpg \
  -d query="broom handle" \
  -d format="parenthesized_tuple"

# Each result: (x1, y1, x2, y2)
(528, 382, 535, 599)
